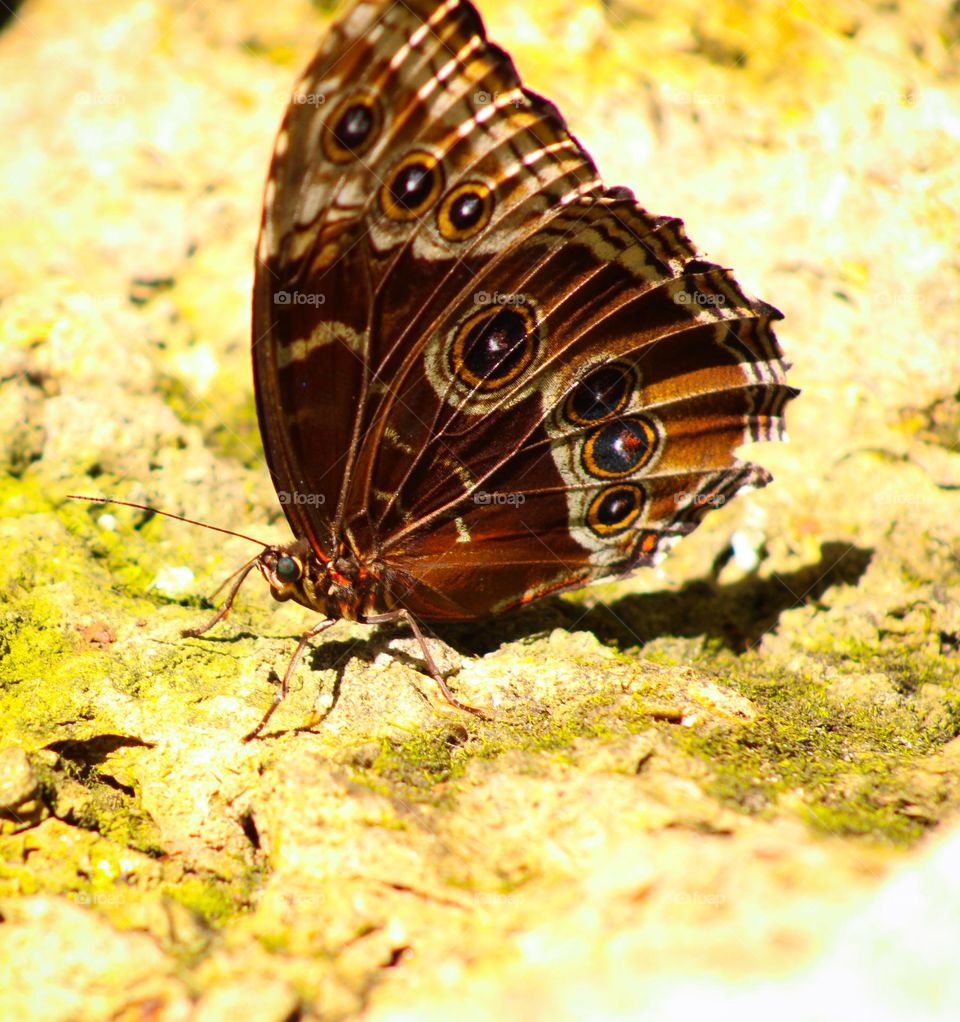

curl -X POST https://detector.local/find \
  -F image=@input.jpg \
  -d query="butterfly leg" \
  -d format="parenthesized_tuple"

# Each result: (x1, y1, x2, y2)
(180, 558, 260, 639)
(243, 618, 337, 741)
(366, 609, 490, 721)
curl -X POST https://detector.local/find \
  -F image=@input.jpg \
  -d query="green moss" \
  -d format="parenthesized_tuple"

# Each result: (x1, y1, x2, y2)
(802, 796, 926, 845)
(156, 373, 262, 469)
(0, 820, 153, 901)
(355, 681, 656, 801)
(162, 876, 250, 927)
(0, 471, 50, 517)
(51, 759, 165, 857)
(670, 649, 958, 846)
(365, 726, 476, 790)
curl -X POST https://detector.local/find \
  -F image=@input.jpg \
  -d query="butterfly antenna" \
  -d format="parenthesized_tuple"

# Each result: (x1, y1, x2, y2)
(67, 495, 270, 548)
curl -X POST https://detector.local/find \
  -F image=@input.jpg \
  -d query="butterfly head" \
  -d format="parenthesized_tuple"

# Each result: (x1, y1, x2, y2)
(256, 538, 378, 623)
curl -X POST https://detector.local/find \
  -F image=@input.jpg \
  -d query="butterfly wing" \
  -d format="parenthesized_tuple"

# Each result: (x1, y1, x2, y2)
(253, 0, 795, 619)
(253, 0, 597, 554)
(367, 200, 792, 619)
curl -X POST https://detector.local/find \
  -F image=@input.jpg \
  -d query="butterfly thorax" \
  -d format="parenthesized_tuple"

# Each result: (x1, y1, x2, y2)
(256, 537, 387, 622)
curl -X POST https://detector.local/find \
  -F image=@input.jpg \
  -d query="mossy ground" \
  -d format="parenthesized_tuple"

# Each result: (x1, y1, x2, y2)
(1, 0, 959, 1019)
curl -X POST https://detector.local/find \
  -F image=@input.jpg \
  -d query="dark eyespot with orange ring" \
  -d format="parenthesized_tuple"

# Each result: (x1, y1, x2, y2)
(587, 485, 646, 536)
(565, 362, 634, 425)
(322, 92, 382, 163)
(449, 302, 540, 392)
(275, 555, 303, 583)
(437, 181, 494, 241)
(581, 416, 660, 479)
(380, 150, 444, 221)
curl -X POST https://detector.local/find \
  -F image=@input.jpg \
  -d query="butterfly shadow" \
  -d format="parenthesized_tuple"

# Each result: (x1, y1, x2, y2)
(180, 627, 369, 737)
(258, 633, 477, 737)
(266, 637, 381, 738)
(189, 542, 872, 733)
(428, 541, 874, 660)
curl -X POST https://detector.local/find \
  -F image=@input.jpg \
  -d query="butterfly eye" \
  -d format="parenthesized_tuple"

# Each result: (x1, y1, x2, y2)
(380, 150, 444, 221)
(587, 485, 646, 536)
(275, 555, 303, 583)
(581, 416, 660, 479)
(322, 92, 381, 163)
(565, 363, 634, 425)
(437, 181, 494, 241)
(449, 303, 540, 392)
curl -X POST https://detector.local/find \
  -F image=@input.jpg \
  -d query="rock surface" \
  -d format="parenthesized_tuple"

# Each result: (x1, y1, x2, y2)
(1, 0, 959, 1019)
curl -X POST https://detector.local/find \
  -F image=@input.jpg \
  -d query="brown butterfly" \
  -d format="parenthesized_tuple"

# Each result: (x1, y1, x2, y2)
(185, 0, 795, 736)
